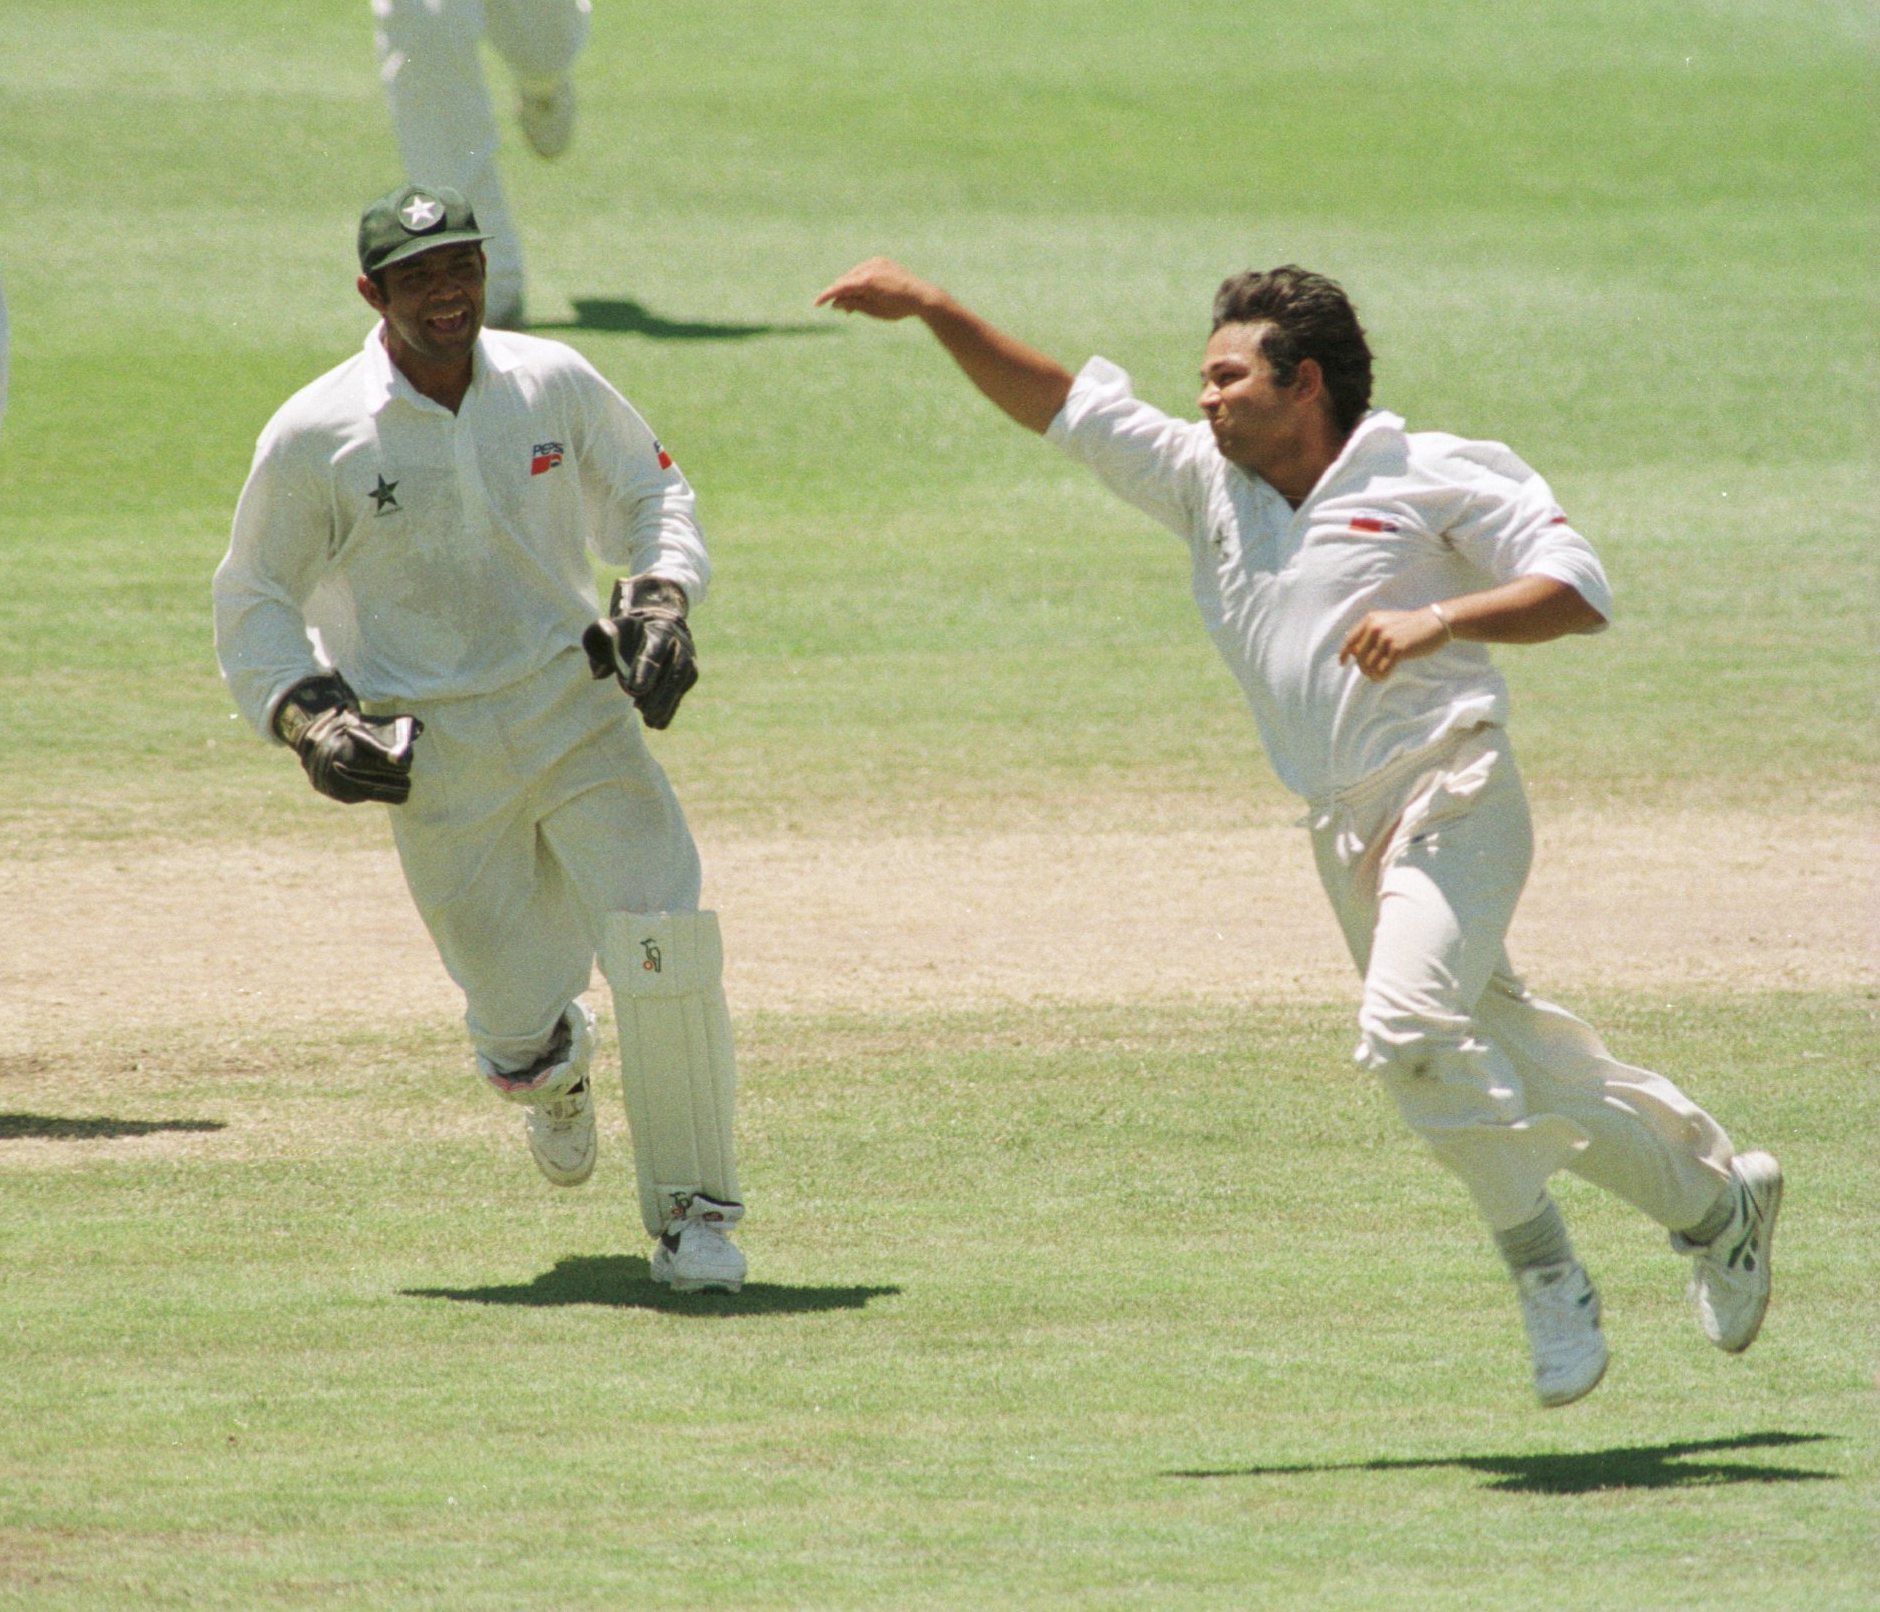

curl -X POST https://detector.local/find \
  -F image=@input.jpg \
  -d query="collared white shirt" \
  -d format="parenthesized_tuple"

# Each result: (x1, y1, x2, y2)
(213, 325, 708, 736)
(1048, 356, 1613, 803)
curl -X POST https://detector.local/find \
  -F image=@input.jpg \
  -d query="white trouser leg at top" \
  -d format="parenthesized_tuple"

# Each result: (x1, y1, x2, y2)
(486, 0, 590, 160)
(482, 0, 591, 83)
(599, 910, 742, 1240)
(370, 0, 526, 317)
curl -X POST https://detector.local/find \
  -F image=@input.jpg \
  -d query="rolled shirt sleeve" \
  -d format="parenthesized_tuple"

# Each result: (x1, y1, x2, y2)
(1439, 443, 1613, 628)
(1046, 356, 1217, 541)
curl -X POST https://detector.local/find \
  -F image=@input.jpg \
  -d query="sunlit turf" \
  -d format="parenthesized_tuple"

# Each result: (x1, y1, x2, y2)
(3, 992, 1873, 1608)
(0, 0, 1872, 1604)
(0, 2, 1873, 844)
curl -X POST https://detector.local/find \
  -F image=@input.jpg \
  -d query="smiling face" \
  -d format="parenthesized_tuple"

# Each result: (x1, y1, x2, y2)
(359, 241, 487, 379)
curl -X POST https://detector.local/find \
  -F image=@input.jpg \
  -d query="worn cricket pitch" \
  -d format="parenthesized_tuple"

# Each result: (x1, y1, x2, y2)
(4, 805, 1871, 1049)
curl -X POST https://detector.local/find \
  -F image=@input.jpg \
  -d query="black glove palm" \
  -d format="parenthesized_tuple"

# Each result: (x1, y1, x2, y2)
(274, 674, 422, 806)
(582, 575, 699, 730)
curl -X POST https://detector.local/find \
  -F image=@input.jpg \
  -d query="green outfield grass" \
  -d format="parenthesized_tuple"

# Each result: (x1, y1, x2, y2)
(0, 0, 1874, 1606)
(0, 0, 1874, 843)
(4, 994, 1874, 1610)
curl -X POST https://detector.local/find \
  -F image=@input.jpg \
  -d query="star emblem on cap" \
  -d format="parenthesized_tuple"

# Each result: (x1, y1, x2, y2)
(370, 475, 400, 513)
(399, 194, 444, 231)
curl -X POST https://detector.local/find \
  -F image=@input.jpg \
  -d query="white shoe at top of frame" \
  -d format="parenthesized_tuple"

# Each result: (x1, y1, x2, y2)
(517, 77, 576, 160)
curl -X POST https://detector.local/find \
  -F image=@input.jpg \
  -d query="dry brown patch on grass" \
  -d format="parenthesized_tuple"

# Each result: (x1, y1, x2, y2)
(0, 1033, 526, 1168)
(2, 809, 1871, 1058)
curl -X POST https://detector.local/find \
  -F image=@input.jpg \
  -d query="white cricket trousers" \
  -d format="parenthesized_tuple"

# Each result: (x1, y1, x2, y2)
(371, 0, 593, 317)
(375, 648, 700, 1071)
(1309, 725, 1733, 1234)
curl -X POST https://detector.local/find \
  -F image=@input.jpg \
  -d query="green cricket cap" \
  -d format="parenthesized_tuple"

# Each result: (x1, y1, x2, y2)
(357, 184, 490, 275)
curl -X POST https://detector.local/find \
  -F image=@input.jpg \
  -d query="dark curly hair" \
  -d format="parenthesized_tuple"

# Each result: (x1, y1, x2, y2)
(1211, 266, 1374, 436)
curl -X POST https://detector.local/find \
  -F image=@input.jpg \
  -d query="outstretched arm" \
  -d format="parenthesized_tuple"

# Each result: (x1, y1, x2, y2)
(815, 258, 1074, 435)
(1339, 575, 1607, 682)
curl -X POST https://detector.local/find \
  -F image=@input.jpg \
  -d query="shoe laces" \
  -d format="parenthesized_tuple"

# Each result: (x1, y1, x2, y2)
(535, 1076, 589, 1130)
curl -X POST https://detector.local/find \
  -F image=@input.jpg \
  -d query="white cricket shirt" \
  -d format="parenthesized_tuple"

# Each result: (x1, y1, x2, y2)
(213, 325, 709, 737)
(1047, 357, 1613, 802)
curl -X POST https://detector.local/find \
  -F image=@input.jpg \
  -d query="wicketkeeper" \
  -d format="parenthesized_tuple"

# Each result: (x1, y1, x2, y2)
(817, 256, 1781, 1406)
(213, 185, 747, 1292)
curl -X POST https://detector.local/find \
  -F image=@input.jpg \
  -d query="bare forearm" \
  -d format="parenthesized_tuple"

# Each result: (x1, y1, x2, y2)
(1340, 574, 1605, 681)
(916, 292, 1074, 435)
(1438, 575, 1605, 643)
(815, 257, 1073, 434)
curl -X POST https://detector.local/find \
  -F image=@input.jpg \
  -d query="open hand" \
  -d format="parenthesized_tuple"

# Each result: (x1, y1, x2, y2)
(814, 258, 942, 321)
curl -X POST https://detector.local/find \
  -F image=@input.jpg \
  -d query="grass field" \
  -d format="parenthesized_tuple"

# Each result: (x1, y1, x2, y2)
(1, 1, 1875, 1606)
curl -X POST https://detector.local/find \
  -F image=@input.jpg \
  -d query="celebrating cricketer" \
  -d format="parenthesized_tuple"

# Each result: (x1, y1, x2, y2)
(816, 256, 1780, 1406)
(213, 186, 748, 1293)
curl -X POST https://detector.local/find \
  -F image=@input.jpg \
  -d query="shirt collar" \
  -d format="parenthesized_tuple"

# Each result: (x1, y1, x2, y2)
(1323, 407, 1403, 478)
(1294, 408, 1405, 511)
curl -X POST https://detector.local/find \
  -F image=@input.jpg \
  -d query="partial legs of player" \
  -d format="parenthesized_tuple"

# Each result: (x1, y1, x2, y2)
(1314, 728, 1778, 1402)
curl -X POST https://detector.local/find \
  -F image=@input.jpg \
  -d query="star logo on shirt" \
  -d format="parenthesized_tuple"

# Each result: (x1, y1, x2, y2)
(370, 475, 400, 514)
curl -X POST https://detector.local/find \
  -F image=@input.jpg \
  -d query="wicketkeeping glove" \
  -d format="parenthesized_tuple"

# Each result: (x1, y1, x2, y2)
(582, 574, 698, 730)
(272, 673, 423, 806)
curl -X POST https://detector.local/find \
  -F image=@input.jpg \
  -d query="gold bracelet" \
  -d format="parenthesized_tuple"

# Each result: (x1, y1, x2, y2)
(1428, 602, 1455, 643)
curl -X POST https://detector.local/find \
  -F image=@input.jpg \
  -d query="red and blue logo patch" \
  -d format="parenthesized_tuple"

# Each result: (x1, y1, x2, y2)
(654, 438, 674, 471)
(531, 441, 564, 476)
(1349, 514, 1401, 534)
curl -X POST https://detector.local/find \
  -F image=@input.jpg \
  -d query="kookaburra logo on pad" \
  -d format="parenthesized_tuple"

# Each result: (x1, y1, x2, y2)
(640, 938, 662, 973)
(399, 194, 444, 231)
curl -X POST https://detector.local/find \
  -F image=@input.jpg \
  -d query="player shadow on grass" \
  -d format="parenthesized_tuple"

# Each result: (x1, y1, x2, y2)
(1165, 1432, 1838, 1494)
(531, 298, 833, 341)
(0, 1113, 226, 1140)
(402, 1254, 899, 1316)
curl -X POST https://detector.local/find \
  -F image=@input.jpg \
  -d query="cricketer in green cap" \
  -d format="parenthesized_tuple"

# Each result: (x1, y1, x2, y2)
(357, 183, 493, 414)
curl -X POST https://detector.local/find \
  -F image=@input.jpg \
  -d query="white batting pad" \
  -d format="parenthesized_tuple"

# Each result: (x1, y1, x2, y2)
(598, 910, 741, 1238)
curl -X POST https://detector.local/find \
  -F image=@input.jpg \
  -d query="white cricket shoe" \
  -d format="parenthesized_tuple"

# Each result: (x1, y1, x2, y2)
(526, 1075, 597, 1188)
(1516, 1260, 1608, 1407)
(517, 78, 576, 159)
(481, 1004, 597, 1186)
(650, 1194, 746, 1293)
(1678, 1150, 1782, 1353)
